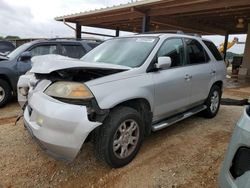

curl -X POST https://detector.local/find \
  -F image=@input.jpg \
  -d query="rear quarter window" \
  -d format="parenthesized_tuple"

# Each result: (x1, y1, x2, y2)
(203, 40, 223, 61)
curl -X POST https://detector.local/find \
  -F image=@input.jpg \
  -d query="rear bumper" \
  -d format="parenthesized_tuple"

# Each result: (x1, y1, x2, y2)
(23, 91, 101, 161)
(219, 106, 250, 188)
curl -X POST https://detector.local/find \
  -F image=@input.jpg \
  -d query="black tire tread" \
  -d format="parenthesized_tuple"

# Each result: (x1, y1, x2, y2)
(94, 106, 144, 168)
(0, 79, 11, 107)
(202, 85, 221, 118)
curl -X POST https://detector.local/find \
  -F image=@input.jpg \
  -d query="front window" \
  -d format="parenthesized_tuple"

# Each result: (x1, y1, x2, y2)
(81, 37, 158, 68)
(157, 38, 185, 67)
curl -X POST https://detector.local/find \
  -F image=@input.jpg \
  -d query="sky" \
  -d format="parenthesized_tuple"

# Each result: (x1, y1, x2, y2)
(0, 0, 247, 53)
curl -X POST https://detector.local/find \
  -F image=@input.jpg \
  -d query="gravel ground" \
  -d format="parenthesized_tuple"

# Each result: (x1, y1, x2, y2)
(0, 87, 249, 188)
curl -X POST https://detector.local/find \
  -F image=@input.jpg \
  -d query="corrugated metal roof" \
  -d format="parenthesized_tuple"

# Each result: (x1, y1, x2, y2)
(55, 0, 161, 21)
(55, 0, 250, 35)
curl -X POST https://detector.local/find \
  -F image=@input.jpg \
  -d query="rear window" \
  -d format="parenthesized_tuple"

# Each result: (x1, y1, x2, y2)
(61, 44, 86, 59)
(203, 40, 223, 61)
(87, 42, 100, 49)
(185, 39, 210, 64)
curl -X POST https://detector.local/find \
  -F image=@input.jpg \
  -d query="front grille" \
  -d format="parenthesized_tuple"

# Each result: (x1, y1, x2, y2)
(230, 147, 250, 178)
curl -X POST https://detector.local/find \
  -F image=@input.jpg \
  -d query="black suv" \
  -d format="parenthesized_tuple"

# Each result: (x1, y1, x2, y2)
(0, 39, 101, 107)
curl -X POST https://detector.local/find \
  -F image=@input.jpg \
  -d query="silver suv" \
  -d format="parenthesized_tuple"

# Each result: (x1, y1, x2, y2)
(19, 32, 226, 168)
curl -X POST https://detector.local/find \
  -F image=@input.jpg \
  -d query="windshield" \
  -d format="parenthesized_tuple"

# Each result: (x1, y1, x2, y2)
(7, 43, 30, 60)
(81, 37, 158, 68)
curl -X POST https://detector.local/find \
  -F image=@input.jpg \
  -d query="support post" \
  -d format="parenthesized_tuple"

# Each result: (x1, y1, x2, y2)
(242, 23, 250, 76)
(223, 33, 229, 60)
(76, 23, 81, 39)
(115, 28, 120, 37)
(142, 15, 150, 33)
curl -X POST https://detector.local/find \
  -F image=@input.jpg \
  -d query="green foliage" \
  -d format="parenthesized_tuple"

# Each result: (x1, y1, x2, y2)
(226, 52, 243, 60)
(4, 36, 20, 40)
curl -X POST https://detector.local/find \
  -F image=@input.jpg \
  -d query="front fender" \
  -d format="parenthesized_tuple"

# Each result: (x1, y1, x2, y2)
(87, 74, 155, 110)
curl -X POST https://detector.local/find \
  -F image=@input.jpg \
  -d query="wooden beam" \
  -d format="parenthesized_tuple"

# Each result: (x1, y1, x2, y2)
(116, 28, 120, 37)
(149, 0, 250, 17)
(76, 23, 81, 39)
(223, 34, 229, 59)
(77, 12, 142, 25)
(142, 15, 150, 32)
(169, 6, 250, 18)
(151, 17, 226, 35)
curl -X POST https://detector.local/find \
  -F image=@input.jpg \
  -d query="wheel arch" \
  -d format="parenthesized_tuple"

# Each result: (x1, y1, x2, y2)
(212, 80, 223, 90)
(0, 74, 13, 92)
(112, 98, 153, 136)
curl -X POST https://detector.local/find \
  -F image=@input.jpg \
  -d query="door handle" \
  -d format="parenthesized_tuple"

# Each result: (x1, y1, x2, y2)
(184, 74, 192, 80)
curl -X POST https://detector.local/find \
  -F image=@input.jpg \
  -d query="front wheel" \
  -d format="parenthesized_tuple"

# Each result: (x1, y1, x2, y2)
(94, 107, 144, 168)
(202, 85, 221, 118)
(0, 79, 12, 107)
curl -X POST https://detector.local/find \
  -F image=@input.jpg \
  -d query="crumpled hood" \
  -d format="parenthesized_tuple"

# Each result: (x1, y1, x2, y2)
(30, 54, 131, 74)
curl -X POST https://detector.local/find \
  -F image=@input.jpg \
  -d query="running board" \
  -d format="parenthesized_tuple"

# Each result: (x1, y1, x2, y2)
(152, 105, 207, 132)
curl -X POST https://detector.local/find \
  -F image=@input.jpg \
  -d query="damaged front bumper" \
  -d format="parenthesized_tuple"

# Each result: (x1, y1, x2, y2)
(23, 91, 101, 161)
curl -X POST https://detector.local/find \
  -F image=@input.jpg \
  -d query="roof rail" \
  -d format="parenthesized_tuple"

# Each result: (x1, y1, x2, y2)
(140, 30, 184, 34)
(139, 30, 201, 37)
(47, 38, 102, 42)
(184, 33, 202, 38)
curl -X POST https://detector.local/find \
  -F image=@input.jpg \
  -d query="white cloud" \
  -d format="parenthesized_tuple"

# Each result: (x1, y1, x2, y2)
(0, 0, 133, 38)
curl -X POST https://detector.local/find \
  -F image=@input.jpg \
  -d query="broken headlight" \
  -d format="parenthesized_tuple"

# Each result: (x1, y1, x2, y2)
(44, 81, 93, 100)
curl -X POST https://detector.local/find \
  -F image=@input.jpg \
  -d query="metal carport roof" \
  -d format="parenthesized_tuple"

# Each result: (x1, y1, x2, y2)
(55, 0, 250, 35)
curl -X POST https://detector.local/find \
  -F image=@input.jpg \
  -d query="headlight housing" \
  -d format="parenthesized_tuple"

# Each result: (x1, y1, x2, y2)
(44, 81, 93, 100)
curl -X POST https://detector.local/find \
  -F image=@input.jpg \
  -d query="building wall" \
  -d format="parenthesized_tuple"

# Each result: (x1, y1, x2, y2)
(242, 23, 250, 76)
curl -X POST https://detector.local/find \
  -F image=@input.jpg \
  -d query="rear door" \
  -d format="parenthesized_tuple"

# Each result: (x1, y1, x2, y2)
(184, 38, 215, 106)
(151, 38, 191, 121)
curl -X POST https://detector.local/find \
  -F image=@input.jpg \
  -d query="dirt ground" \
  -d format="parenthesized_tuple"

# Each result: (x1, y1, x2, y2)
(0, 85, 249, 188)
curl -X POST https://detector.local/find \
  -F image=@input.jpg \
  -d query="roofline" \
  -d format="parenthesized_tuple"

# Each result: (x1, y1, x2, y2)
(55, 0, 161, 21)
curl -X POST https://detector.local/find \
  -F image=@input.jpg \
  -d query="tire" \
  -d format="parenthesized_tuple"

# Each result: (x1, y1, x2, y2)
(202, 85, 222, 118)
(0, 79, 12, 107)
(94, 106, 145, 168)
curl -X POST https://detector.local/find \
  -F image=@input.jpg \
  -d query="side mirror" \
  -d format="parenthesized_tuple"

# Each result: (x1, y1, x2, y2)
(155, 56, 172, 70)
(19, 51, 32, 62)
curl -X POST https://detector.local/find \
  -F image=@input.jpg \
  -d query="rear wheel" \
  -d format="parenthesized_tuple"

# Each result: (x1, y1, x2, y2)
(0, 79, 11, 107)
(94, 107, 144, 168)
(202, 85, 221, 118)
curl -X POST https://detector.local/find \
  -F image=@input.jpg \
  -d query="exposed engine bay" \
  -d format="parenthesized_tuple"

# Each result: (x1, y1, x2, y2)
(35, 68, 126, 82)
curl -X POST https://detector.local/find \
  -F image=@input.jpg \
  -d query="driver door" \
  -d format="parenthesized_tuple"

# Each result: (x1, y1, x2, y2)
(151, 38, 191, 121)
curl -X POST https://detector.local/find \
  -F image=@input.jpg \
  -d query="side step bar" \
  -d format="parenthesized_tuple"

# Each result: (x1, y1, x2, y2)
(152, 105, 207, 132)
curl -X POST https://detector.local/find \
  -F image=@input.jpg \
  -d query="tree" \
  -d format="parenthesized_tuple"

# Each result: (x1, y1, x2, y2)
(5, 36, 20, 40)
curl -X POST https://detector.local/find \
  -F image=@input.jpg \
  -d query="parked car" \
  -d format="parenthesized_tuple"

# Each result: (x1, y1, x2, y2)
(0, 40, 15, 55)
(0, 39, 101, 107)
(219, 106, 250, 188)
(20, 32, 226, 168)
